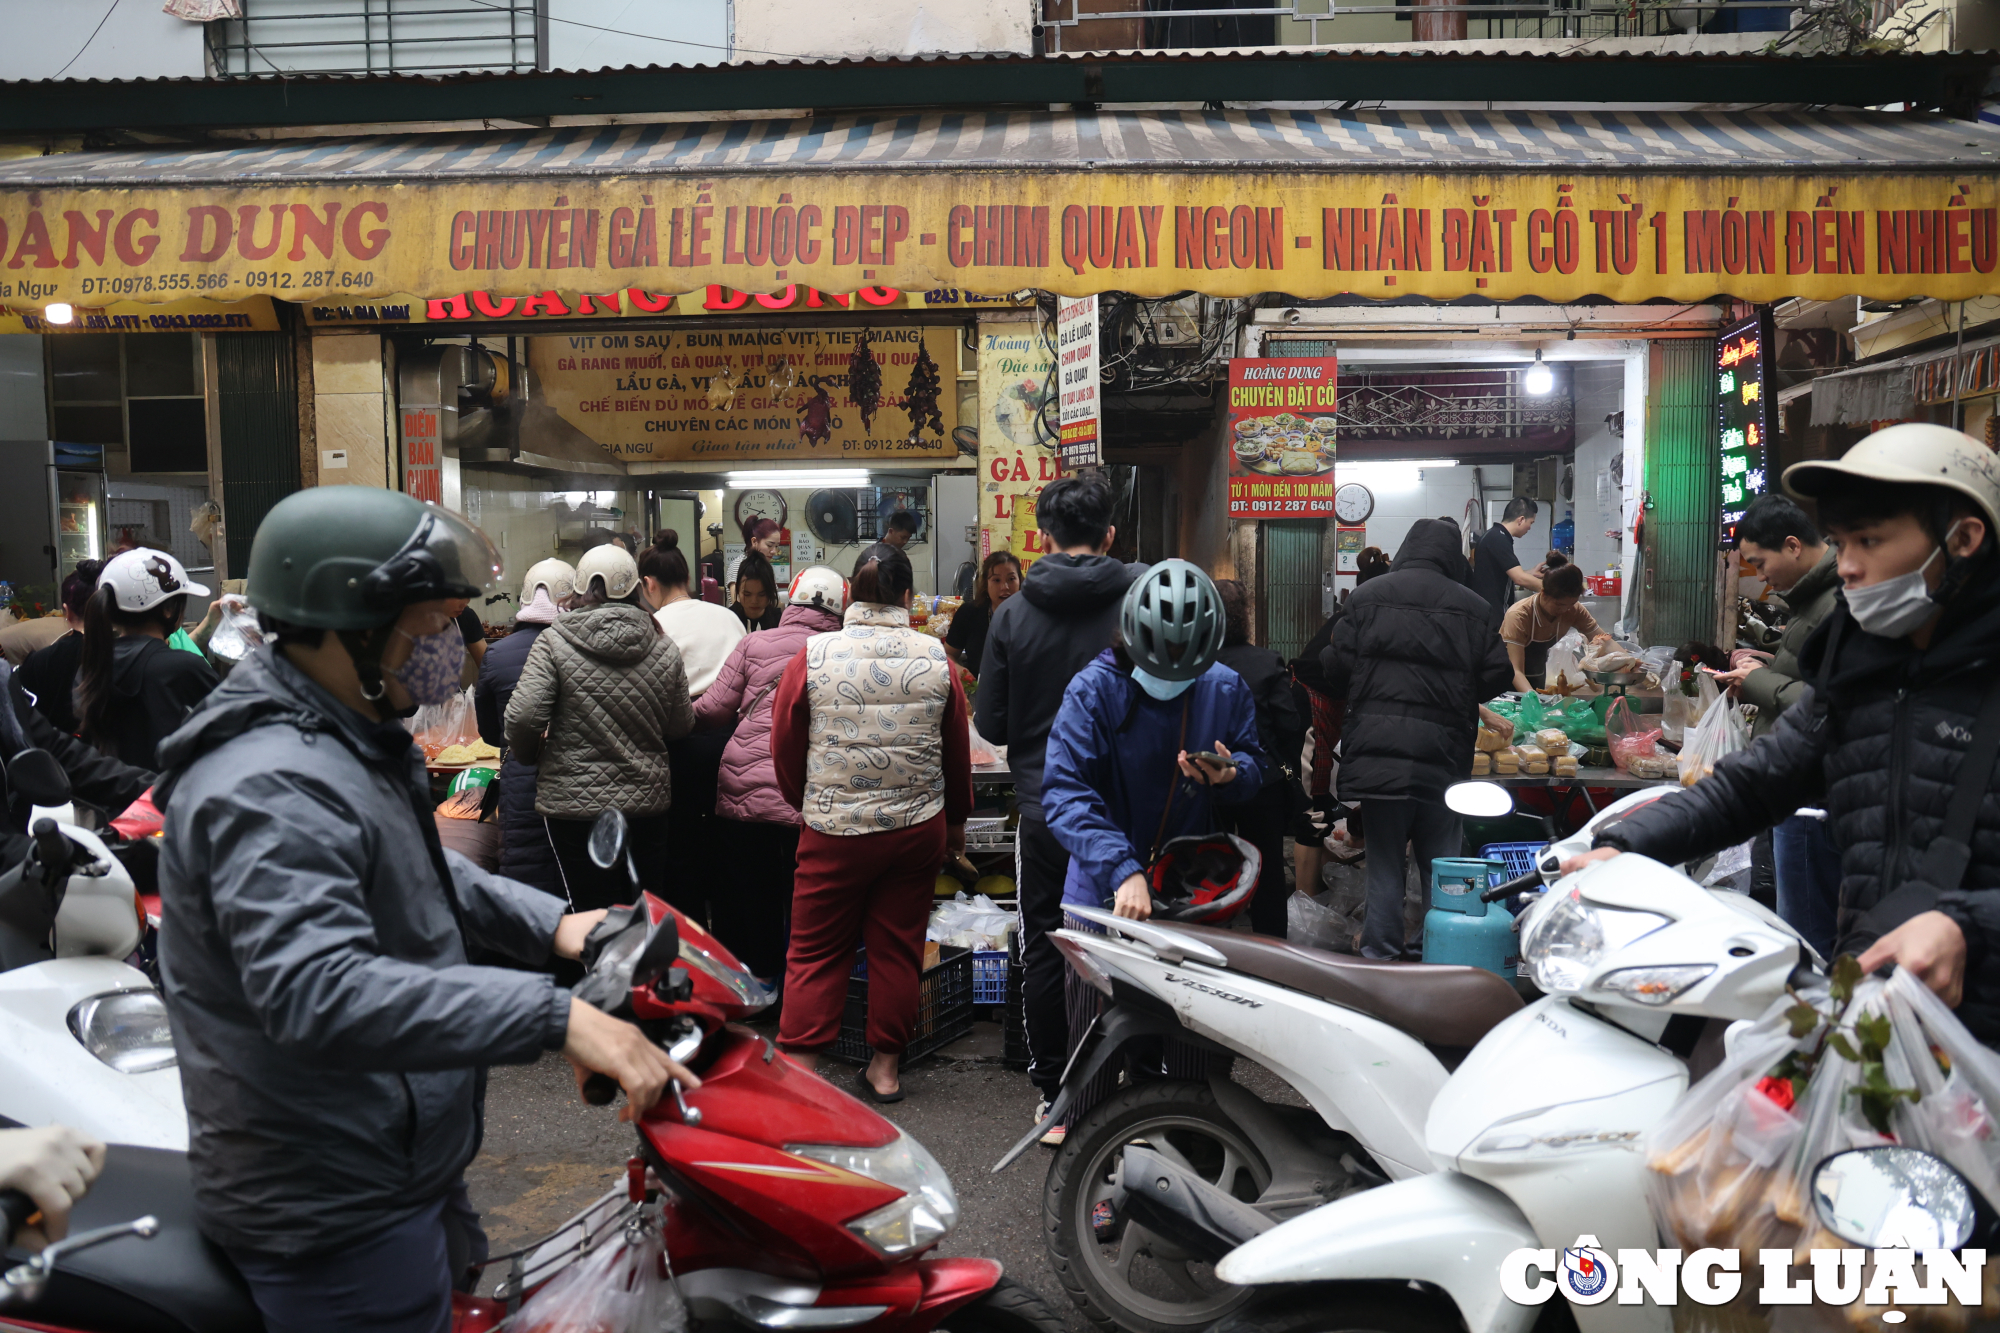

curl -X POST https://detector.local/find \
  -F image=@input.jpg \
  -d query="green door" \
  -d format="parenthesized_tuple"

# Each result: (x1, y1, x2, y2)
(1262, 519, 1324, 664)
(1640, 339, 1721, 647)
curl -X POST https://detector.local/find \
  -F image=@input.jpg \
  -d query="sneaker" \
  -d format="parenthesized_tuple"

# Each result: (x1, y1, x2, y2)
(1034, 1100, 1066, 1147)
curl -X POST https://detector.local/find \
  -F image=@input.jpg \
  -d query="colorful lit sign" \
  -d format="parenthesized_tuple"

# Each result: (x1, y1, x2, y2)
(1226, 356, 1338, 518)
(1717, 309, 1773, 532)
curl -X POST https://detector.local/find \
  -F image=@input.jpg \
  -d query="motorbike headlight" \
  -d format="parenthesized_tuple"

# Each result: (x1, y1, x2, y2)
(790, 1129, 959, 1255)
(68, 990, 176, 1073)
(1522, 887, 1669, 994)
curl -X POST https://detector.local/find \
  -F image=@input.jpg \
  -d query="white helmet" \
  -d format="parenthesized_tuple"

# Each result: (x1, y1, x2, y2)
(1785, 424, 2000, 530)
(788, 565, 847, 615)
(100, 548, 210, 613)
(521, 557, 576, 604)
(575, 544, 639, 600)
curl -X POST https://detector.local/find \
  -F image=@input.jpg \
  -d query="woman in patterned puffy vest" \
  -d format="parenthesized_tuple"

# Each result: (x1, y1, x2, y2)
(769, 545, 973, 1102)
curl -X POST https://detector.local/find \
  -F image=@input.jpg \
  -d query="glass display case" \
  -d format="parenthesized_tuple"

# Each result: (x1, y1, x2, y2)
(56, 467, 105, 570)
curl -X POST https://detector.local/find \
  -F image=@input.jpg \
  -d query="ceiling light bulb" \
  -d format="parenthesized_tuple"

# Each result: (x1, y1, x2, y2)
(43, 303, 73, 325)
(1524, 350, 1553, 396)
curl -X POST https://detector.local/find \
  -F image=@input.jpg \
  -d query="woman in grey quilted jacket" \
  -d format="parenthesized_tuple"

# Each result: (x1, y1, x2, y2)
(505, 543, 694, 910)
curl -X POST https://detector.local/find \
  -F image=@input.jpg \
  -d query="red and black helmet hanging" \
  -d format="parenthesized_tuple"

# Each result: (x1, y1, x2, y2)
(1146, 833, 1261, 924)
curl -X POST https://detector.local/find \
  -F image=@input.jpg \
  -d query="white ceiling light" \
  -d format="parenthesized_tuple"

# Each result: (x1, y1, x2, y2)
(43, 303, 73, 325)
(725, 468, 871, 488)
(1523, 349, 1554, 395)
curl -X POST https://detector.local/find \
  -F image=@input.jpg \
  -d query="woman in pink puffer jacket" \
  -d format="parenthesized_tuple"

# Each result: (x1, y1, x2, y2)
(692, 567, 846, 986)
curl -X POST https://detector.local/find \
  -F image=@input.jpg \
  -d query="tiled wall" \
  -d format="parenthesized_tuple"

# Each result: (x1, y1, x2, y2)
(311, 334, 389, 488)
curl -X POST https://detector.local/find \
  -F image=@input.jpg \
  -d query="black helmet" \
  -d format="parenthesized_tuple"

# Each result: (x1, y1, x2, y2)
(1148, 833, 1260, 924)
(1120, 559, 1225, 683)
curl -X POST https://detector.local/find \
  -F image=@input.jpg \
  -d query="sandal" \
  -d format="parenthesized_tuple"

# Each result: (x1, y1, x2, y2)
(855, 1070, 905, 1104)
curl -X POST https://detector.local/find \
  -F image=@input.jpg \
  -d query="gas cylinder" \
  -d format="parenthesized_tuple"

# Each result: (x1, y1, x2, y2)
(1421, 857, 1516, 977)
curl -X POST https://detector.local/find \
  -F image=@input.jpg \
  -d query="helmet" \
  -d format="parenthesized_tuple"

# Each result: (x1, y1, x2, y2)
(100, 548, 209, 613)
(247, 489, 501, 631)
(788, 565, 847, 615)
(1147, 833, 1260, 924)
(521, 558, 576, 604)
(575, 544, 640, 600)
(1784, 424, 2000, 530)
(1120, 559, 1225, 683)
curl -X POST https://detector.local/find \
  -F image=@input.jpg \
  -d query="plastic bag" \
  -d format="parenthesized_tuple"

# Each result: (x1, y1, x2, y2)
(969, 719, 998, 767)
(1544, 630, 1588, 695)
(1677, 693, 1748, 787)
(412, 688, 478, 761)
(1288, 889, 1356, 954)
(1604, 697, 1662, 773)
(499, 1220, 686, 1333)
(1514, 693, 1547, 734)
(205, 593, 265, 663)
(928, 892, 1016, 951)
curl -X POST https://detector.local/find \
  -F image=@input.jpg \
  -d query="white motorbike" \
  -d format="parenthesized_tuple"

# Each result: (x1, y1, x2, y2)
(0, 748, 185, 1151)
(1209, 781, 1816, 1333)
(993, 870, 1526, 1332)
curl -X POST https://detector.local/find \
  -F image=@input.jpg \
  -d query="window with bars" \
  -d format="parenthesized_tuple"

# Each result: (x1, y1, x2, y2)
(207, 0, 546, 77)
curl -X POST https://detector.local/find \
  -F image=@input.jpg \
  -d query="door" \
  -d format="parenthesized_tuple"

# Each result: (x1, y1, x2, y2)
(1261, 519, 1324, 664)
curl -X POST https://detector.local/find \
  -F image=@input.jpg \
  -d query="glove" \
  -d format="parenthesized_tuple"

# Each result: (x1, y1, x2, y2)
(0, 1124, 106, 1248)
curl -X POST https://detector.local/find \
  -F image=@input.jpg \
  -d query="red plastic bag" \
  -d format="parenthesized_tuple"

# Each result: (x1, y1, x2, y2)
(1604, 697, 1663, 773)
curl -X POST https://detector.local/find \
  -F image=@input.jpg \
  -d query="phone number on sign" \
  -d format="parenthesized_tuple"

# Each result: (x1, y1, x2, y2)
(1237, 500, 1331, 515)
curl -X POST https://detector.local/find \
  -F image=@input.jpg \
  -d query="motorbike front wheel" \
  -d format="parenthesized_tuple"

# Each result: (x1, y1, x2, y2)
(935, 1276, 1068, 1333)
(1043, 1080, 1271, 1333)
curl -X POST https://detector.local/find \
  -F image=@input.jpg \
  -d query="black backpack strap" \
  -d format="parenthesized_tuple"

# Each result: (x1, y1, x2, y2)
(1916, 671, 2000, 892)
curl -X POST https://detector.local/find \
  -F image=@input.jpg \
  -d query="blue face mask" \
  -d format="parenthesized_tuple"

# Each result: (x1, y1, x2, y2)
(1132, 666, 1197, 701)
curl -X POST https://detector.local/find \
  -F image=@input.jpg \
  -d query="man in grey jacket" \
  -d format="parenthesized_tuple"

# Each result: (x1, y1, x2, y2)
(156, 487, 694, 1333)
(1712, 492, 1842, 958)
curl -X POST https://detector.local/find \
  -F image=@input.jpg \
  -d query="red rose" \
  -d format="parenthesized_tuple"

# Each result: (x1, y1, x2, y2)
(1754, 1076, 1795, 1112)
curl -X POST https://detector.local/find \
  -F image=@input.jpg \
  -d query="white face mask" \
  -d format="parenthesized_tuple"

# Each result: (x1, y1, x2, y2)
(1843, 521, 1959, 639)
(1132, 666, 1197, 701)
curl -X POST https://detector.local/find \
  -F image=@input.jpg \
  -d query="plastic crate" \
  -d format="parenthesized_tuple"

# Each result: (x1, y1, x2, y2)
(829, 945, 975, 1065)
(972, 949, 1009, 1005)
(1479, 841, 1544, 888)
(964, 817, 1015, 854)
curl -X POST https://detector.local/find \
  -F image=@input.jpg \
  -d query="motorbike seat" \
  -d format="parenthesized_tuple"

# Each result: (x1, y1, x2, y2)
(3, 1144, 264, 1333)
(1171, 925, 1523, 1048)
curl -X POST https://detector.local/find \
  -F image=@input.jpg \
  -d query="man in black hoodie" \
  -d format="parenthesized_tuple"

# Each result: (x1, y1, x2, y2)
(1323, 519, 1514, 959)
(976, 477, 1143, 1123)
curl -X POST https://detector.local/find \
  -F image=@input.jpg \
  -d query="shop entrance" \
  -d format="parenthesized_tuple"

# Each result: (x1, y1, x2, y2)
(1261, 519, 1324, 663)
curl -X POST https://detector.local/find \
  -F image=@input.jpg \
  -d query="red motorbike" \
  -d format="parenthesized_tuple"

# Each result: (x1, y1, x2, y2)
(0, 810, 1060, 1333)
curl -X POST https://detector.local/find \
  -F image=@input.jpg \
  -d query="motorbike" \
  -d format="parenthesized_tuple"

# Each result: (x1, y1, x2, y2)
(0, 808, 1065, 1333)
(0, 747, 184, 1152)
(992, 880, 1526, 1332)
(1204, 781, 1865, 1333)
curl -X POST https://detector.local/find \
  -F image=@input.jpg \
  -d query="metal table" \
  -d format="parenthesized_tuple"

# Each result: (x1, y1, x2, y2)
(1484, 765, 1676, 815)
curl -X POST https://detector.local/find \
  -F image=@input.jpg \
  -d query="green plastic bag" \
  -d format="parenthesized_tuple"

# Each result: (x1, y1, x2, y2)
(1514, 693, 1547, 733)
(1484, 699, 1519, 722)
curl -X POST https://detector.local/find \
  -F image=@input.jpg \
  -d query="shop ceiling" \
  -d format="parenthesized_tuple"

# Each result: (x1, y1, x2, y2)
(0, 49, 1993, 136)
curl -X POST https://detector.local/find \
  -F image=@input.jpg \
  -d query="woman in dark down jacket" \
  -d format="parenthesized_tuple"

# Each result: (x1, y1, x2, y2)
(475, 558, 574, 899)
(1213, 579, 1307, 938)
(691, 566, 846, 988)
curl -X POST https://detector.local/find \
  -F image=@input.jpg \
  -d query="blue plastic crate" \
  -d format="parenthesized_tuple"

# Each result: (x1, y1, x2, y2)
(972, 949, 1009, 1005)
(1480, 841, 1544, 888)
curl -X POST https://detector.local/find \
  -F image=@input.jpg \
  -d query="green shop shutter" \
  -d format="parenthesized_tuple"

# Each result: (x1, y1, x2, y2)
(1263, 519, 1323, 664)
(216, 333, 301, 577)
(1639, 338, 1720, 648)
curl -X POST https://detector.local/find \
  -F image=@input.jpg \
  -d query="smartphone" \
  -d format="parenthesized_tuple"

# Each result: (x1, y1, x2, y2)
(1186, 750, 1238, 770)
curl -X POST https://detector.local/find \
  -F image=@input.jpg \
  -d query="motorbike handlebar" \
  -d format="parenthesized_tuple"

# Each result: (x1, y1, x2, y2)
(1480, 870, 1544, 904)
(0, 1189, 32, 1250)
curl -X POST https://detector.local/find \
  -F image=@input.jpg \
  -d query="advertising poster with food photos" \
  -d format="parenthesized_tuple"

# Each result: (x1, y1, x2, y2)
(1226, 356, 1338, 518)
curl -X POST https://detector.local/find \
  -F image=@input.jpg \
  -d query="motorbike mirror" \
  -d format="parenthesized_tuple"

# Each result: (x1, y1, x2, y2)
(587, 809, 628, 871)
(8, 749, 70, 809)
(1445, 781, 1513, 819)
(1811, 1146, 1976, 1250)
(630, 907, 681, 989)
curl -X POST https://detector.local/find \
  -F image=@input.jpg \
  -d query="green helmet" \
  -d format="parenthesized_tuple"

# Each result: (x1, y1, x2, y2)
(1120, 559, 1225, 683)
(246, 488, 503, 631)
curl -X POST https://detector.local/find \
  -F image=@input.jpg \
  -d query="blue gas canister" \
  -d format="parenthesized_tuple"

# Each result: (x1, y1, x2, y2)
(1422, 857, 1516, 977)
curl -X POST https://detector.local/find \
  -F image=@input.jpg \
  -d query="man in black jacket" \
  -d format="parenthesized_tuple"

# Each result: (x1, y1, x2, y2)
(975, 477, 1143, 1125)
(1565, 425, 2000, 1041)
(1324, 519, 1514, 959)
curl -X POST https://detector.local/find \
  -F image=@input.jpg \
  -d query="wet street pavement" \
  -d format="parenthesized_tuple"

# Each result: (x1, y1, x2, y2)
(464, 1018, 1090, 1331)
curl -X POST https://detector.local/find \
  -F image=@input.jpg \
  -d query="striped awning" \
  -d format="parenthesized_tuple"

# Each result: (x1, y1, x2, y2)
(2, 107, 1997, 185)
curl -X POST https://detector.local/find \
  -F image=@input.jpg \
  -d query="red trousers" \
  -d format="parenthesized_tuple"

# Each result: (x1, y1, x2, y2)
(779, 816, 945, 1057)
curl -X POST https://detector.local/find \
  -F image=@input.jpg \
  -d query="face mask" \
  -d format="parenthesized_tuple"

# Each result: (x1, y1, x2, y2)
(1132, 666, 1197, 701)
(1844, 521, 1958, 639)
(386, 625, 467, 705)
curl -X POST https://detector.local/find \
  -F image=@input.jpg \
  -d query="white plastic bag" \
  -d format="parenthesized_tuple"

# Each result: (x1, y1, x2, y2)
(928, 892, 1015, 951)
(1677, 693, 1748, 787)
(1287, 890, 1354, 954)
(205, 593, 265, 663)
(1544, 629, 1587, 694)
(500, 1219, 685, 1333)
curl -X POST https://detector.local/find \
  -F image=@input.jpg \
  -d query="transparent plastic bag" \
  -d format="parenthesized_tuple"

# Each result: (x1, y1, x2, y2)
(928, 892, 1016, 951)
(205, 593, 266, 663)
(1288, 889, 1356, 954)
(1544, 630, 1587, 695)
(1604, 697, 1662, 773)
(412, 688, 478, 761)
(500, 1220, 685, 1333)
(1677, 694, 1748, 787)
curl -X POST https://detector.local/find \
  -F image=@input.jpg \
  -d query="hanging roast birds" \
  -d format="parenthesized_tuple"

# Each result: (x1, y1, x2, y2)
(847, 337, 881, 435)
(903, 343, 944, 442)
